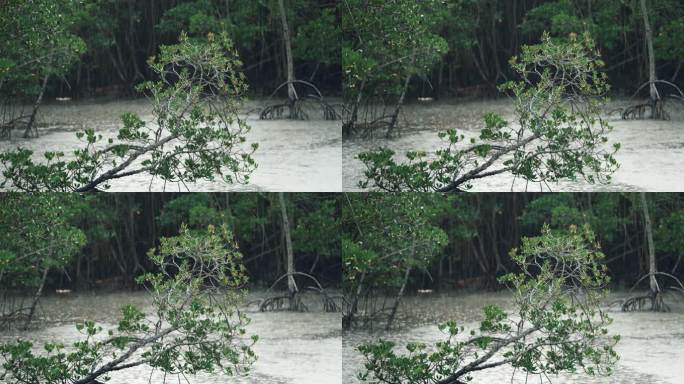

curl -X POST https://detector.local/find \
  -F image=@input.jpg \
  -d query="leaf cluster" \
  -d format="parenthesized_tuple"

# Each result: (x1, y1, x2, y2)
(358, 225, 620, 383)
(0, 32, 257, 191)
(0, 225, 257, 383)
(358, 33, 620, 192)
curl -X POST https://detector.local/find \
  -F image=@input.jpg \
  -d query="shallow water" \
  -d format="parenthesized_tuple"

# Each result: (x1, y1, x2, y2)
(343, 290, 684, 383)
(0, 290, 342, 384)
(0, 98, 342, 192)
(343, 98, 684, 192)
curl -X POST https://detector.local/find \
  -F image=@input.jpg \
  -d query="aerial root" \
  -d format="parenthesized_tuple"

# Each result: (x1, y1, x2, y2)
(622, 103, 650, 120)
(0, 115, 32, 140)
(260, 97, 340, 121)
(260, 100, 309, 120)
(307, 286, 341, 312)
(622, 100, 670, 120)
(0, 123, 10, 139)
(259, 294, 308, 312)
(258, 272, 340, 313)
(622, 291, 670, 312)
(320, 99, 340, 120)
(622, 272, 684, 312)
(622, 80, 684, 120)
(259, 80, 339, 121)
(0, 309, 31, 329)
(343, 117, 393, 139)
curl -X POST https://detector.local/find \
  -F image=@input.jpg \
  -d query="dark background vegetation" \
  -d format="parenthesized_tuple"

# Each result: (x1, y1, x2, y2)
(423, 0, 683, 98)
(344, 193, 684, 292)
(2, 193, 341, 292)
(4, 0, 341, 100)
(344, 0, 684, 100)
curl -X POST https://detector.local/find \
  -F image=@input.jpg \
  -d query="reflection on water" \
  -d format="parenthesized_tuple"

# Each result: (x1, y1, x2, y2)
(343, 291, 684, 384)
(343, 99, 684, 192)
(0, 290, 342, 384)
(0, 98, 342, 192)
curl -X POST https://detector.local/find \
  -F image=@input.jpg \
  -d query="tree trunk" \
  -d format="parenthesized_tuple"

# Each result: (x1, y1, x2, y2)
(344, 271, 366, 330)
(24, 266, 49, 329)
(126, 0, 142, 82)
(489, 9, 502, 82)
(277, 0, 297, 115)
(640, 192, 660, 293)
(386, 266, 411, 331)
(640, 192, 658, 295)
(344, 80, 365, 137)
(24, 74, 49, 138)
(639, 0, 659, 118)
(490, 207, 507, 275)
(640, 192, 668, 312)
(278, 193, 297, 309)
(386, 241, 415, 330)
(386, 72, 411, 138)
(672, 62, 682, 82)
(224, 0, 231, 23)
(586, 0, 593, 21)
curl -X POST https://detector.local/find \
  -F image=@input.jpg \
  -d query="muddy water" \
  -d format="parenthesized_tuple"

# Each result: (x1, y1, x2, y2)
(0, 98, 342, 192)
(343, 99, 684, 192)
(343, 291, 684, 384)
(0, 290, 342, 384)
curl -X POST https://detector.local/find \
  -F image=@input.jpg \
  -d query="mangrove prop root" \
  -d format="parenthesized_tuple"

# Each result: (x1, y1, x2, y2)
(307, 286, 341, 312)
(343, 118, 393, 139)
(259, 294, 308, 312)
(258, 272, 340, 313)
(0, 115, 32, 140)
(622, 291, 670, 312)
(622, 272, 684, 312)
(622, 100, 670, 120)
(0, 310, 31, 329)
(259, 97, 340, 121)
(260, 80, 339, 121)
(623, 80, 684, 120)
(260, 102, 306, 120)
(622, 103, 650, 120)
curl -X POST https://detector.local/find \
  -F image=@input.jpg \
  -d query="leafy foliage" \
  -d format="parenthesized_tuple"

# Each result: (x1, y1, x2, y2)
(0, 32, 257, 191)
(656, 16, 684, 61)
(0, 193, 86, 289)
(157, 193, 341, 273)
(156, 0, 341, 71)
(0, 225, 257, 383)
(520, 0, 627, 50)
(0, 0, 85, 100)
(656, 206, 684, 255)
(344, 194, 448, 291)
(519, 193, 625, 243)
(343, 193, 451, 328)
(294, 6, 341, 66)
(358, 33, 620, 191)
(291, 195, 341, 263)
(343, 0, 448, 101)
(358, 225, 620, 383)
